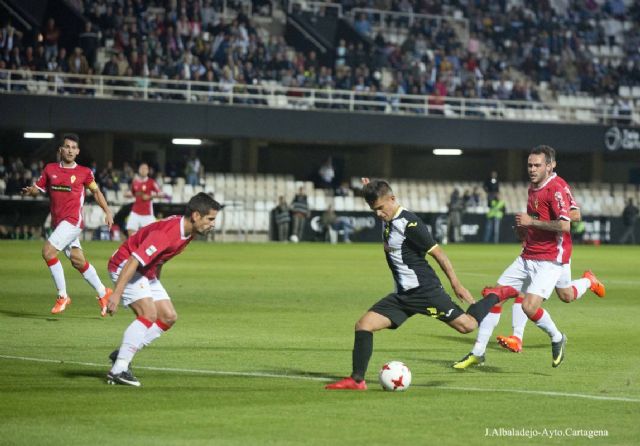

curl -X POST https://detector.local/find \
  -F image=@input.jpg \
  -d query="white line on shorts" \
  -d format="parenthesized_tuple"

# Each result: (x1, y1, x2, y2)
(1, 354, 638, 403)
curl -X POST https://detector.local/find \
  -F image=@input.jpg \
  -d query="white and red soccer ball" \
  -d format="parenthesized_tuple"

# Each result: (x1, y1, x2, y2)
(378, 361, 411, 391)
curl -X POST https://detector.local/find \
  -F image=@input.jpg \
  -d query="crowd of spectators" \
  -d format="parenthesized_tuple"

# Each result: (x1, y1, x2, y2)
(1, 0, 639, 113)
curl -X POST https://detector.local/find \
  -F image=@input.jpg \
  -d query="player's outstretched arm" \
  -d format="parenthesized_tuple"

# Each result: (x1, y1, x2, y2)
(106, 256, 140, 316)
(428, 246, 476, 304)
(89, 186, 114, 228)
(21, 185, 41, 197)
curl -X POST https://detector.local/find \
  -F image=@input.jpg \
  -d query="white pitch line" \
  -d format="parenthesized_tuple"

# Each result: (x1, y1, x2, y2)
(431, 385, 640, 403)
(1, 354, 639, 403)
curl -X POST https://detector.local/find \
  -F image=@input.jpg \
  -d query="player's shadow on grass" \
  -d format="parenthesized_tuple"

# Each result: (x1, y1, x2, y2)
(162, 346, 349, 353)
(257, 368, 338, 380)
(0, 309, 97, 321)
(428, 334, 479, 346)
(59, 369, 108, 380)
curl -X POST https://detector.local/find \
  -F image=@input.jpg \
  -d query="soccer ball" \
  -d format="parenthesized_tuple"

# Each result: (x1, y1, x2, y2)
(289, 234, 299, 243)
(378, 361, 411, 391)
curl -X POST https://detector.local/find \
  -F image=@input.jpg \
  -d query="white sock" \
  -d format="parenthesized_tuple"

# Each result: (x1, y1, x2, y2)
(570, 278, 591, 300)
(512, 301, 528, 339)
(532, 309, 563, 343)
(141, 322, 168, 348)
(111, 318, 152, 374)
(46, 258, 67, 297)
(471, 308, 501, 356)
(79, 262, 107, 297)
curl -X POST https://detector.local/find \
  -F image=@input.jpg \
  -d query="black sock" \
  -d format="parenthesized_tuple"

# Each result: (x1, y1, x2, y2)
(466, 294, 499, 324)
(351, 330, 373, 382)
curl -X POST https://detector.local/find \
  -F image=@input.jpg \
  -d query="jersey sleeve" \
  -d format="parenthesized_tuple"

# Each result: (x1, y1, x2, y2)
(404, 219, 437, 252)
(131, 230, 170, 266)
(550, 186, 571, 221)
(83, 169, 98, 191)
(34, 165, 49, 192)
(151, 180, 161, 194)
(564, 185, 579, 209)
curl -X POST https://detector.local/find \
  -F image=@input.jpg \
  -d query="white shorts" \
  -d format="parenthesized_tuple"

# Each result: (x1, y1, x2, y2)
(555, 263, 572, 289)
(126, 212, 156, 232)
(497, 256, 564, 300)
(109, 270, 170, 308)
(48, 220, 82, 257)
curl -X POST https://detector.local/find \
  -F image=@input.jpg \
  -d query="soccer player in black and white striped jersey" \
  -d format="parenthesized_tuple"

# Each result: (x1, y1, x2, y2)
(325, 178, 519, 390)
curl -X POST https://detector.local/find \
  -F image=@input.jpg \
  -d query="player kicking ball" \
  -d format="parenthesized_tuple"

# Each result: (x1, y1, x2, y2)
(325, 178, 519, 390)
(105, 193, 221, 386)
(22, 133, 114, 316)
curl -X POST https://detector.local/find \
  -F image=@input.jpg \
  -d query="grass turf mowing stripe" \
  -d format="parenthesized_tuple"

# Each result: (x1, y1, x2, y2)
(3, 354, 639, 403)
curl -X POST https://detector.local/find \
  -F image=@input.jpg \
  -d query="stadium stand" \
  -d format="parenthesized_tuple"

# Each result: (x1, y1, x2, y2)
(1, 1, 639, 239)
(1, 0, 638, 124)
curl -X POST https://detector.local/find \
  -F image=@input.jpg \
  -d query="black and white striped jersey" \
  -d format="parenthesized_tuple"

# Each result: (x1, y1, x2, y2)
(382, 207, 441, 293)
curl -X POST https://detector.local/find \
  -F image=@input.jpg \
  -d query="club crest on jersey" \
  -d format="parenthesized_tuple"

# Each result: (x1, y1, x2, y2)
(145, 245, 157, 256)
(534, 198, 538, 209)
(70, 175, 76, 184)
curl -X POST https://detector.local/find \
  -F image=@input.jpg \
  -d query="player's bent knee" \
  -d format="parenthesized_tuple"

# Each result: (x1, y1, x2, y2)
(42, 243, 57, 261)
(556, 291, 573, 303)
(521, 301, 539, 317)
(161, 312, 178, 326)
(71, 258, 85, 270)
(449, 315, 477, 334)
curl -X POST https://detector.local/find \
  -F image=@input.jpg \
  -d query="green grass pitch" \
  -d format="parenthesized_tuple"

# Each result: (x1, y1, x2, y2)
(1, 241, 639, 445)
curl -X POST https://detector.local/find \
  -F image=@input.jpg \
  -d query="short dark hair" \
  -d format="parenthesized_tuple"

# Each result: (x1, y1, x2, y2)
(362, 179, 393, 206)
(185, 192, 222, 216)
(530, 145, 555, 164)
(61, 133, 80, 146)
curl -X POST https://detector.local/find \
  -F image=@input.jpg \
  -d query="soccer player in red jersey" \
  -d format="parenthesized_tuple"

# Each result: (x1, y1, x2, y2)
(105, 193, 221, 386)
(454, 145, 591, 370)
(494, 169, 604, 355)
(22, 133, 114, 316)
(455, 159, 605, 368)
(125, 163, 162, 236)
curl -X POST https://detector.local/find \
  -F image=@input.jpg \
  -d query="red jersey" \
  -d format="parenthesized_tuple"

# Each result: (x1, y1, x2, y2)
(130, 176, 160, 215)
(554, 176, 579, 210)
(108, 215, 192, 279)
(521, 174, 572, 264)
(35, 162, 97, 228)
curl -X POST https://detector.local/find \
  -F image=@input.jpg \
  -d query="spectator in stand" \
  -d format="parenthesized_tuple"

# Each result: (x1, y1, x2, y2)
(447, 188, 464, 243)
(98, 160, 120, 195)
(483, 170, 500, 206)
(354, 13, 372, 38)
(619, 198, 639, 244)
(185, 151, 202, 187)
(273, 195, 291, 242)
(321, 204, 354, 244)
(317, 157, 335, 190)
(290, 187, 310, 243)
(484, 192, 506, 244)
(43, 18, 61, 62)
(78, 21, 99, 68)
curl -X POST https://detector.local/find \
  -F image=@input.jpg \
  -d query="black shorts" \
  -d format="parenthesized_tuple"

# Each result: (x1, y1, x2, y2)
(369, 286, 465, 329)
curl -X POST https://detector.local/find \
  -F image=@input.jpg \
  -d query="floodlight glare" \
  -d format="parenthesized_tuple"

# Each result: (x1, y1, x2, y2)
(24, 132, 55, 139)
(433, 148, 463, 156)
(172, 138, 202, 146)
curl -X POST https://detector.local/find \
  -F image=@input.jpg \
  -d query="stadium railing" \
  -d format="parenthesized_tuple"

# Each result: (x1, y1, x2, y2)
(2, 69, 637, 125)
